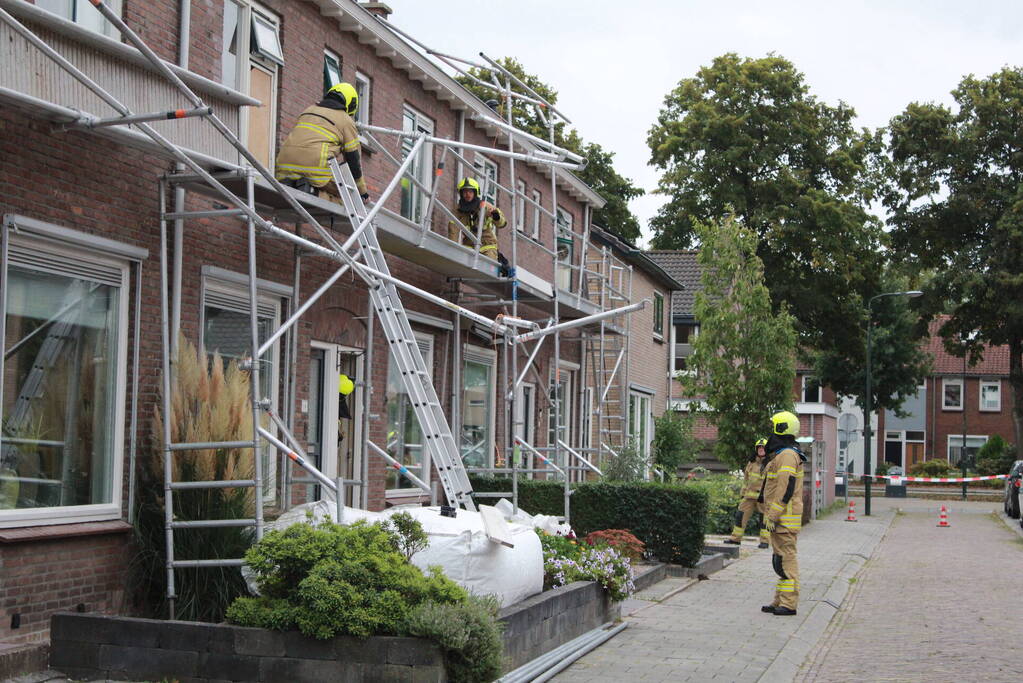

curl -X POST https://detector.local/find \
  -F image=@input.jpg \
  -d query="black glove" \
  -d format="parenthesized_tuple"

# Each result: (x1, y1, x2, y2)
(361, 193, 370, 202)
(490, 209, 501, 221)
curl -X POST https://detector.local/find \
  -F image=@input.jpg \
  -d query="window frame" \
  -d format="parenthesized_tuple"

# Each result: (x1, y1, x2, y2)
(354, 71, 372, 127)
(946, 434, 988, 464)
(530, 189, 542, 240)
(979, 379, 1001, 412)
(386, 332, 434, 495)
(399, 105, 435, 224)
(801, 375, 821, 403)
(200, 269, 289, 503)
(652, 291, 664, 339)
(0, 227, 134, 528)
(36, 0, 124, 38)
(515, 180, 527, 233)
(628, 389, 654, 462)
(473, 155, 499, 205)
(323, 50, 342, 94)
(555, 206, 574, 292)
(460, 345, 497, 469)
(942, 378, 963, 411)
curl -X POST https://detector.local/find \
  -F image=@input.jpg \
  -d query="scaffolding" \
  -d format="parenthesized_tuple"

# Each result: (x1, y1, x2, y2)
(0, 0, 646, 616)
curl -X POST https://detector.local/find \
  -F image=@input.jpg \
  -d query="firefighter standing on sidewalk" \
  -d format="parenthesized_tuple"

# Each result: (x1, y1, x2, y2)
(761, 410, 807, 616)
(725, 438, 770, 548)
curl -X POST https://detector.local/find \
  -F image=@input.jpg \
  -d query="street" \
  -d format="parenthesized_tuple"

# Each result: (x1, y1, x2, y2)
(554, 497, 1023, 682)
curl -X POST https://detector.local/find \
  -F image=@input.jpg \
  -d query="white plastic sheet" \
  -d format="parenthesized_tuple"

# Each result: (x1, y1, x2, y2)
(247, 501, 544, 607)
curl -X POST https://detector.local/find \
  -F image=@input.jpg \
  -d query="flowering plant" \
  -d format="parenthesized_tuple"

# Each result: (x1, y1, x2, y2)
(538, 529, 635, 602)
(583, 529, 645, 560)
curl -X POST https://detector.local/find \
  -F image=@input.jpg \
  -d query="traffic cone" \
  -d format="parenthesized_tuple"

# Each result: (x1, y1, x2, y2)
(937, 504, 950, 528)
(845, 500, 857, 522)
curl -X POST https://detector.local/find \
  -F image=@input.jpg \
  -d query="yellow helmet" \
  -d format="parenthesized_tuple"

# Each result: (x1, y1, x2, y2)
(770, 411, 800, 437)
(338, 374, 355, 396)
(755, 438, 768, 447)
(457, 177, 481, 195)
(326, 82, 359, 116)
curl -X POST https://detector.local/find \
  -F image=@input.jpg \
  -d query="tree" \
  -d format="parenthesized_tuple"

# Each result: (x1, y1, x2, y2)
(646, 54, 927, 408)
(884, 66, 1023, 458)
(683, 215, 797, 469)
(651, 411, 698, 475)
(456, 57, 644, 241)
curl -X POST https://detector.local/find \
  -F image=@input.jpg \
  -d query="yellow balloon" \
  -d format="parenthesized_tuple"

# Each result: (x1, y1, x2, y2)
(338, 374, 355, 396)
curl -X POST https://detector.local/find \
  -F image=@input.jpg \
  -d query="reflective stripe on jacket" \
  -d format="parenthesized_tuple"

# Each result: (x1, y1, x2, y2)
(275, 105, 365, 193)
(763, 447, 804, 531)
(448, 201, 506, 255)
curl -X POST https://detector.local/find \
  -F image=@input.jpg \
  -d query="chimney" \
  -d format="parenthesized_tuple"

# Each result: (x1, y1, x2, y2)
(362, 2, 393, 19)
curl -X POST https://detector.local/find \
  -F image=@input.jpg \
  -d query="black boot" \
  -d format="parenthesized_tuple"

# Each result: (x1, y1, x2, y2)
(772, 606, 797, 616)
(757, 541, 769, 549)
(724, 538, 741, 545)
(761, 604, 777, 613)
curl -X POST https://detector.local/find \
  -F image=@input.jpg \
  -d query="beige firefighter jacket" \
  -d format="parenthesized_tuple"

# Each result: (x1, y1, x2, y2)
(763, 447, 804, 531)
(275, 105, 367, 195)
(448, 201, 506, 256)
(740, 459, 765, 500)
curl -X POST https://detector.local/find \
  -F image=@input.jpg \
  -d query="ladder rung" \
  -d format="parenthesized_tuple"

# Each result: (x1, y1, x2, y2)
(170, 519, 257, 529)
(171, 559, 246, 569)
(169, 480, 256, 490)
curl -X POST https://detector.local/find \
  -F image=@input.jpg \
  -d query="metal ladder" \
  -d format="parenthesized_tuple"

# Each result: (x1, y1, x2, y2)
(329, 158, 477, 512)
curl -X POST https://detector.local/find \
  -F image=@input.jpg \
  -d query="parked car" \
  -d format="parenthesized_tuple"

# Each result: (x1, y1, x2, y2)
(1003, 460, 1023, 518)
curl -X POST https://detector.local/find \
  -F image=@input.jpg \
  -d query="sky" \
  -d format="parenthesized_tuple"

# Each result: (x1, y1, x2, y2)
(384, 0, 1023, 246)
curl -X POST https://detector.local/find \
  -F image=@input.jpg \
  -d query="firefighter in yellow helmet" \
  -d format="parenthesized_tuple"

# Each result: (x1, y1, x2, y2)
(448, 177, 507, 258)
(725, 438, 770, 548)
(761, 410, 807, 616)
(276, 82, 369, 202)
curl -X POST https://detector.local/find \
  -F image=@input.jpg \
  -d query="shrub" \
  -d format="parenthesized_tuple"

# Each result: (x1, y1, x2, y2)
(909, 459, 955, 477)
(382, 511, 430, 561)
(601, 442, 649, 482)
(130, 335, 256, 622)
(539, 532, 635, 602)
(584, 529, 645, 560)
(407, 595, 503, 683)
(977, 435, 1015, 476)
(469, 476, 708, 567)
(652, 411, 698, 474)
(875, 461, 892, 477)
(685, 473, 744, 535)
(228, 520, 468, 639)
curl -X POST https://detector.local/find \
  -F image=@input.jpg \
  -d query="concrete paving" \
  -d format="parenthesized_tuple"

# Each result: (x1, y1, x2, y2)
(796, 498, 1023, 682)
(554, 499, 893, 682)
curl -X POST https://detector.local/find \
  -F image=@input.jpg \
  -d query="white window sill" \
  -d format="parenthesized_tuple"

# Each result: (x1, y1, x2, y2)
(942, 406, 964, 412)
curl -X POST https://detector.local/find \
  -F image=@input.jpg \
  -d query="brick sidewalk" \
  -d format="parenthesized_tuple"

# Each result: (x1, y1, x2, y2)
(796, 499, 1022, 682)
(554, 501, 892, 682)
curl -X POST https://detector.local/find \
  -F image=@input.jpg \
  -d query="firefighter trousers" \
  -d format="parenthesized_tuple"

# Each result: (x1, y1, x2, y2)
(769, 529, 799, 609)
(729, 498, 763, 541)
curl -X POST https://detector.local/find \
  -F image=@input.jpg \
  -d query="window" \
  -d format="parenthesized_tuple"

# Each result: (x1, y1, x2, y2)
(323, 51, 341, 93)
(221, 0, 282, 168)
(531, 189, 542, 240)
(473, 155, 499, 205)
(947, 435, 987, 464)
(628, 391, 653, 462)
(547, 371, 573, 470)
(386, 334, 433, 491)
(201, 271, 288, 501)
(672, 322, 698, 374)
(515, 180, 526, 233)
(556, 206, 574, 291)
(36, 0, 123, 37)
(354, 71, 372, 126)
(980, 380, 1001, 412)
(1, 231, 130, 525)
(801, 376, 821, 403)
(653, 292, 664, 338)
(460, 347, 496, 469)
(514, 382, 536, 468)
(942, 378, 963, 411)
(580, 387, 594, 453)
(400, 106, 434, 223)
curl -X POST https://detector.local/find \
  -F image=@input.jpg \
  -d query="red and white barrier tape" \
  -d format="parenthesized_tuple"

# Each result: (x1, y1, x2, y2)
(847, 473, 1007, 483)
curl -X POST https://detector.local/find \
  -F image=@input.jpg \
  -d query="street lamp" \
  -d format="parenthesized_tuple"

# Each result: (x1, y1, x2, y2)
(864, 290, 923, 516)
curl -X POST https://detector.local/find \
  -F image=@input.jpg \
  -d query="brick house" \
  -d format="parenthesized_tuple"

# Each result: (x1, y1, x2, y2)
(863, 317, 1016, 473)
(0, 0, 672, 652)
(646, 251, 840, 492)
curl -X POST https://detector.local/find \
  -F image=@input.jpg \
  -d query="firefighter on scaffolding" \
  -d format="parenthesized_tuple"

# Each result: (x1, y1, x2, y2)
(448, 177, 506, 259)
(275, 82, 368, 202)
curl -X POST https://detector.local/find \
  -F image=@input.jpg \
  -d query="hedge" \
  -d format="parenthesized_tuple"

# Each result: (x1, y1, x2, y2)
(469, 476, 708, 567)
